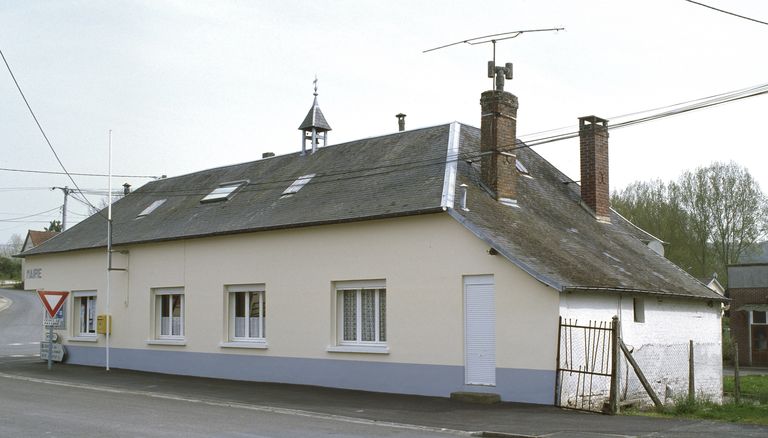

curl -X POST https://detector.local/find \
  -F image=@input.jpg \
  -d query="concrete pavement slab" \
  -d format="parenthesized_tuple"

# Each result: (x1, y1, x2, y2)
(0, 358, 766, 438)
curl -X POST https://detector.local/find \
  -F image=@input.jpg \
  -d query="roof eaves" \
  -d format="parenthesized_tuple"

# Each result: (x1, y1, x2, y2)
(563, 285, 729, 303)
(446, 208, 563, 291)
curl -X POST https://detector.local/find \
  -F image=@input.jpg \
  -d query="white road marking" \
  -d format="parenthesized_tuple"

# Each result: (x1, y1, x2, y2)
(28, 342, 40, 345)
(0, 372, 472, 436)
(8, 343, 23, 346)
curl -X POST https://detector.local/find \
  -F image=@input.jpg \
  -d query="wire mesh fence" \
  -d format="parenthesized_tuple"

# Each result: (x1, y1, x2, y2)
(557, 316, 723, 412)
(618, 341, 722, 406)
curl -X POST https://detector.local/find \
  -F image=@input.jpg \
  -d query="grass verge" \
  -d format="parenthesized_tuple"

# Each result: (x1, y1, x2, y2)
(626, 376, 768, 425)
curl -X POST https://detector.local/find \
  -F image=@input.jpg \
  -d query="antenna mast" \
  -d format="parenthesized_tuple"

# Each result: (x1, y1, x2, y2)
(423, 27, 564, 89)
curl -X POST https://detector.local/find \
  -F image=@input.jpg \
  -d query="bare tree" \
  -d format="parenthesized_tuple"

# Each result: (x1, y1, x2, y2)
(702, 162, 768, 268)
(613, 162, 767, 281)
(0, 234, 24, 257)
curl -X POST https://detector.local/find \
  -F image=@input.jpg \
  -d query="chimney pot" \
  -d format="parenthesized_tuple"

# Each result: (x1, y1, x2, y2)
(579, 115, 610, 221)
(262, 152, 275, 159)
(396, 113, 406, 132)
(480, 89, 519, 203)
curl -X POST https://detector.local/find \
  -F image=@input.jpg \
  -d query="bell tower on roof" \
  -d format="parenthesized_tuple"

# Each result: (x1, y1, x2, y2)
(298, 77, 332, 155)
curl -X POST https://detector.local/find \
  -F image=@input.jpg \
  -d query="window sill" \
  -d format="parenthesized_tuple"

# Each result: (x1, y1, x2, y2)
(219, 341, 268, 350)
(327, 345, 389, 354)
(69, 336, 98, 343)
(146, 339, 187, 346)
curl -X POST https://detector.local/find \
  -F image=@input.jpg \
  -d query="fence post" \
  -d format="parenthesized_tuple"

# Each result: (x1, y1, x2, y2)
(609, 315, 619, 415)
(688, 340, 695, 402)
(733, 341, 740, 404)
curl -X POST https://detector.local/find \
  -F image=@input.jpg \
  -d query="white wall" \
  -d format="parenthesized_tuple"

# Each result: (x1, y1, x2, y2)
(24, 214, 559, 373)
(559, 292, 723, 405)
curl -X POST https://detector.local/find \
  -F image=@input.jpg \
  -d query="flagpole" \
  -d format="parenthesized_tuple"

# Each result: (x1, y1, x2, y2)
(106, 129, 112, 371)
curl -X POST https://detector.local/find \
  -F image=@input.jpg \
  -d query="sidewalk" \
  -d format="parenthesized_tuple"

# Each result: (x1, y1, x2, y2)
(1, 358, 766, 438)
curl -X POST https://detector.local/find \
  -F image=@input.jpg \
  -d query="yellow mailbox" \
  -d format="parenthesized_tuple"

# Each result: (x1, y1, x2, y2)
(97, 314, 112, 335)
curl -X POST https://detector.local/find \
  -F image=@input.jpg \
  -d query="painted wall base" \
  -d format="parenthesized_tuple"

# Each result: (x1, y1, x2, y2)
(65, 345, 555, 405)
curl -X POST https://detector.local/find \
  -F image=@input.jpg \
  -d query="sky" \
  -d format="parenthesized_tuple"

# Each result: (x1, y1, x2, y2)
(1, 0, 767, 246)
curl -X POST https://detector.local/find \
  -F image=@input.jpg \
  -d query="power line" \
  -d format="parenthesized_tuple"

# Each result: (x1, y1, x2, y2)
(0, 207, 61, 221)
(0, 166, 159, 179)
(99, 80, 768, 198)
(683, 0, 768, 26)
(1, 48, 102, 215)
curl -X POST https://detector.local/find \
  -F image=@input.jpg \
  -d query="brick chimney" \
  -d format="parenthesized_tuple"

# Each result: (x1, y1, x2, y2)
(480, 90, 519, 204)
(578, 115, 610, 221)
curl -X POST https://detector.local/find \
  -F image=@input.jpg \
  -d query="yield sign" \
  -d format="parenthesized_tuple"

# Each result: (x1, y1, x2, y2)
(37, 290, 69, 318)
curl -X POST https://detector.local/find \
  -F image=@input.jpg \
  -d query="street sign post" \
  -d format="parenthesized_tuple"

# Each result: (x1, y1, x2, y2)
(36, 290, 69, 370)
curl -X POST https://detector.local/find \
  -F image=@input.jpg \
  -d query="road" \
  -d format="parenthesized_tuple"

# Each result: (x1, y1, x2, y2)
(0, 288, 43, 360)
(1, 287, 766, 437)
(0, 288, 459, 437)
(0, 375, 456, 438)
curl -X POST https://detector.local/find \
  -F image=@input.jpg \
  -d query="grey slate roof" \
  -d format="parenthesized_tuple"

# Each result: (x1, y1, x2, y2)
(23, 122, 722, 301)
(298, 96, 332, 131)
(23, 125, 448, 255)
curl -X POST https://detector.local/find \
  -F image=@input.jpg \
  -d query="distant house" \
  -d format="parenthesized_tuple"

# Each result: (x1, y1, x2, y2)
(21, 230, 59, 253)
(698, 274, 725, 297)
(20, 77, 725, 405)
(727, 263, 768, 366)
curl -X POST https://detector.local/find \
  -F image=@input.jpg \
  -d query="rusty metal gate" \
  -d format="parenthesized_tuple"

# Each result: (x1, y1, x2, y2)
(555, 317, 617, 413)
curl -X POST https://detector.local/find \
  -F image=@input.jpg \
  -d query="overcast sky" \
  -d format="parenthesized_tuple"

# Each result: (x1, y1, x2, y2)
(1, 0, 767, 245)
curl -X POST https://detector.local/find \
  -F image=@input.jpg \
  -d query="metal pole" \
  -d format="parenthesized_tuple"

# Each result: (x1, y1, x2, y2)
(62, 186, 68, 231)
(106, 130, 112, 371)
(51, 186, 72, 230)
(47, 323, 53, 371)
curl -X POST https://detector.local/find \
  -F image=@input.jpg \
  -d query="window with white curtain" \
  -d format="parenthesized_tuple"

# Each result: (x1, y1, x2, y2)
(336, 280, 386, 345)
(227, 284, 265, 341)
(73, 291, 97, 337)
(154, 288, 184, 339)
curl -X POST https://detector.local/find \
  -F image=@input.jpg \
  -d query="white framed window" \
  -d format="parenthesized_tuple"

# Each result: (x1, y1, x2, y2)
(73, 291, 97, 337)
(335, 280, 386, 346)
(154, 288, 184, 339)
(753, 310, 767, 325)
(227, 284, 266, 342)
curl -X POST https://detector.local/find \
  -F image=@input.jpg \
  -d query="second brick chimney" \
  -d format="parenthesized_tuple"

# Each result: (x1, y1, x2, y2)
(480, 90, 519, 204)
(579, 116, 610, 222)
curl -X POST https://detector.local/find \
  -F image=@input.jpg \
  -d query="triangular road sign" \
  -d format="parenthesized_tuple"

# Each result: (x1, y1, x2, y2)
(37, 290, 69, 318)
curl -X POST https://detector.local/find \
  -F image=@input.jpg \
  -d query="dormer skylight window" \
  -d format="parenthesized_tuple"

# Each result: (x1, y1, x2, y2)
(137, 199, 166, 218)
(515, 160, 529, 175)
(201, 181, 247, 203)
(281, 173, 315, 198)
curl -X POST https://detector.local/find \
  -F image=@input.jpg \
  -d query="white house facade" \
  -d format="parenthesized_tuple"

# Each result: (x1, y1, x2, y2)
(21, 81, 725, 405)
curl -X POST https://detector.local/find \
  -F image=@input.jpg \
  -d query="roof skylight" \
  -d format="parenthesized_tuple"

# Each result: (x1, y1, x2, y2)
(137, 199, 166, 218)
(201, 181, 247, 203)
(281, 173, 316, 198)
(515, 160, 529, 175)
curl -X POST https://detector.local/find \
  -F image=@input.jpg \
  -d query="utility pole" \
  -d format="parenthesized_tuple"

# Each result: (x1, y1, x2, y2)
(51, 186, 74, 231)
